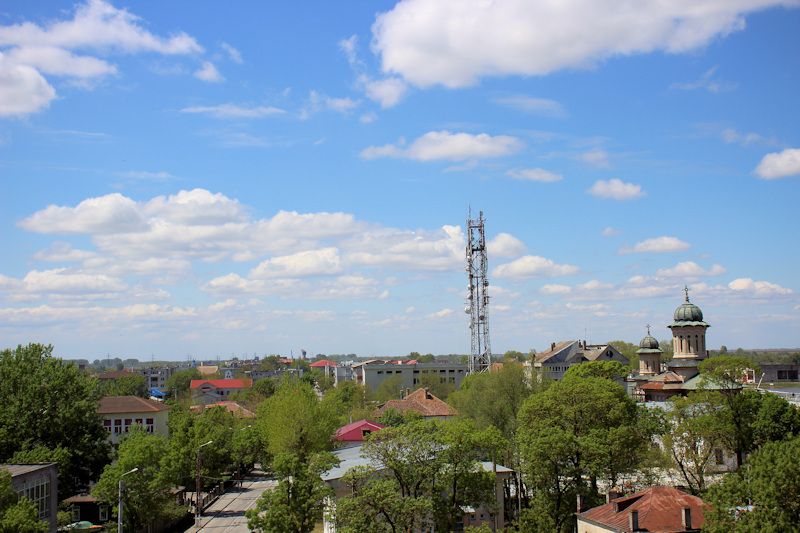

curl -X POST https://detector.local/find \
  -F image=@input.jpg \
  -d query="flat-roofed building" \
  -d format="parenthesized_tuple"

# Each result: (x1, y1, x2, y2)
(351, 359, 468, 393)
(1, 463, 58, 532)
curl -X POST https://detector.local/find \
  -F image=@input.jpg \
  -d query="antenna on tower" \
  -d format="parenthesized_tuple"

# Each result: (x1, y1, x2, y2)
(465, 209, 492, 374)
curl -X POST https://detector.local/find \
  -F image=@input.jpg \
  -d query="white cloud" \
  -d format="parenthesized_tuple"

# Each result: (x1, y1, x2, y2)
(221, 42, 243, 64)
(33, 242, 95, 262)
(601, 227, 620, 237)
(360, 75, 408, 108)
(540, 284, 572, 295)
(622, 236, 691, 254)
(754, 148, 800, 179)
(143, 189, 247, 225)
(371, 0, 783, 87)
(656, 261, 726, 278)
(118, 170, 174, 181)
(578, 148, 610, 168)
(0, 53, 56, 117)
(671, 66, 736, 93)
(721, 128, 764, 146)
(728, 278, 792, 296)
(360, 113, 377, 124)
(428, 308, 454, 319)
(577, 280, 613, 291)
(506, 168, 563, 183)
(345, 224, 464, 271)
(180, 103, 285, 119)
(194, 61, 223, 82)
(487, 233, 526, 258)
(361, 130, 522, 162)
(20, 192, 147, 234)
(493, 95, 566, 117)
(0, 0, 203, 115)
(301, 90, 359, 119)
(493, 255, 579, 279)
(250, 248, 343, 279)
(588, 178, 645, 200)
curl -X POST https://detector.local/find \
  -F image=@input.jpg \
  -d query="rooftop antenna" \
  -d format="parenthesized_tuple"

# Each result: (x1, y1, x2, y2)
(466, 209, 491, 374)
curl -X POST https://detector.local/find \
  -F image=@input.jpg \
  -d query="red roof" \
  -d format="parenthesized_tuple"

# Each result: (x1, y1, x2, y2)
(310, 359, 337, 368)
(190, 379, 252, 390)
(579, 486, 709, 532)
(377, 388, 457, 418)
(97, 396, 170, 414)
(335, 419, 385, 441)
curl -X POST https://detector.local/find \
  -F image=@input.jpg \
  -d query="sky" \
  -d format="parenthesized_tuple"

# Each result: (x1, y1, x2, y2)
(1, 0, 799, 360)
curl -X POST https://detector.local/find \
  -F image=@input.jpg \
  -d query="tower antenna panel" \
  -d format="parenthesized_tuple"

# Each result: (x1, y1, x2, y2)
(466, 210, 492, 374)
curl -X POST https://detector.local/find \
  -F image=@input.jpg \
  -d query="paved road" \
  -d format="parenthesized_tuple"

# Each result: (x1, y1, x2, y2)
(186, 475, 276, 533)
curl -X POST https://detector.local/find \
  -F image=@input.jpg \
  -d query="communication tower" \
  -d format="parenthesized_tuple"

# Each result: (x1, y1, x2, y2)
(465, 209, 492, 373)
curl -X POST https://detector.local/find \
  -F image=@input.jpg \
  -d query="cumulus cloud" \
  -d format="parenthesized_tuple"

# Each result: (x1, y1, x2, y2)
(194, 61, 223, 82)
(360, 75, 408, 108)
(728, 278, 793, 296)
(493, 255, 579, 279)
(20, 192, 147, 234)
(427, 308, 454, 319)
(656, 261, 726, 278)
(0, 0, 203, 115)
(540, 284, 572, 295)
(34, 242, 95, 262)
(361, 130, 522, 162)
(487, 233, 526, 258)
(755, 148, 800, 179)
(588, 178, 645, 200)
(493, 95, 566, 117)
(622, 236, 691, 254)
(506, 168, 563, 183)
(180, 103, 285, 119)
(371, 0, 788, 87)
(250, 248, 343, 279)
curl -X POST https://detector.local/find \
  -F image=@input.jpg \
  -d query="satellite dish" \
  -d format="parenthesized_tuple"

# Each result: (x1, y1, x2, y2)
(464, 306, 471, 314)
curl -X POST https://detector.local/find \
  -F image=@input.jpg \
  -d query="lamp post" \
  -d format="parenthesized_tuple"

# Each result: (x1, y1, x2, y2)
(195, 440, 214, 526)
(117, 467, 138, 533)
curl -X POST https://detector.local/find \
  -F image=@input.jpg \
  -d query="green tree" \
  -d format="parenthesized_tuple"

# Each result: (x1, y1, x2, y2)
(247, 452, 337, 533)
(517, 375, 651, 531)
(663, 392, 730, 494)
(705, 436, 800, 532)
(608, 340, 638, 369)
(98, 374, 148, 397)
(0, 344, 111, 499)
(0, 471, 48, 533)
(503, 350, 527, 362)
(563, 360, 628, 381)
(369, 375, 405, 402)
(415, 372, 455, 400)
(751, 391, 800, 447)
(92, 428, 183, 532)
(164, 368, 201, 400)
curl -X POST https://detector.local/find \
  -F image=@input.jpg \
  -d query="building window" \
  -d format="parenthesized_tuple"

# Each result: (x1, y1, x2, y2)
(124, 418, 132, 433)
(714, 448, 724, 465)
(103, 420, 111, 432)
(146, 418, 154, 433)
(99, 505, 109, 522)
(71, 505, 80, 522)
(21, 479, 50, 520)
(114, 419, 123, 434)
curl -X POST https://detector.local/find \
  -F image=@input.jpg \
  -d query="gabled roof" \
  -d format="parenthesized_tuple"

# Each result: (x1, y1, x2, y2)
(335, 419, 385, 440)
(98, 395, 170, 414)
(191, 401, 256, 418)
(190, 378, 252, 390)
(536, 341, 628, 365)
(377, 388, 457, 417)
(579, 486, 709, 532)
(310, 359, 337, 368)
(196, 365, 219, 376)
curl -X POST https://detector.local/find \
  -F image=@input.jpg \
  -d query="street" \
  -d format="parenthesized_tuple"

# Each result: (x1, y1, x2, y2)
(185, 474, 276, 533)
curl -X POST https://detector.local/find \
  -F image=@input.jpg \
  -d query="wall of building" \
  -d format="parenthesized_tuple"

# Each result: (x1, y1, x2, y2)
(101, 410, 169, 444)
(355, 362, 468, 393)
(5, 464, 59, 533)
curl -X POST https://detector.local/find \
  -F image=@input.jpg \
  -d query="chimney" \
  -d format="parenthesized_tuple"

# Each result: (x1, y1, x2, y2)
(629, 510, 639, 531)
(682, 508, 692, 530)
(606, 488, 622, 503)
(576, 494, 587, 513)
(551, 342, 556, 351)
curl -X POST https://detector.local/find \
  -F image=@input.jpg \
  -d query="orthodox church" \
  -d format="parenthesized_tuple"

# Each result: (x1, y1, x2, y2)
(632, 288, 712, 402)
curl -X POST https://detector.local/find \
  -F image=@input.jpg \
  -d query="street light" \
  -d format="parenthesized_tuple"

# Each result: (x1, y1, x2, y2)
(195, 440, 214, 525)
(118, 467, 138, 533)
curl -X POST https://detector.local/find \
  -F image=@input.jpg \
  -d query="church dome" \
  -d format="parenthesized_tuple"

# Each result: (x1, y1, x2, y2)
(673, 302, 703, 322)
(639, 334, 660, 350)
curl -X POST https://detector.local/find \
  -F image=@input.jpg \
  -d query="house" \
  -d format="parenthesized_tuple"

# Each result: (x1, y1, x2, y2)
(375, 388, 457, 419)
(310, 359, 338, 381)
(189, 400, 256, 419)
(137, 366, 177, 393)
(97, 396, 171, 445)
(335, 420, 385, 444)
(321, 444, 513, 532)
(577, 486, 709, 533)
(62, 494, 110, 527)
(351, 359, 468, 393)
(531, 340, 629, 380)
(1, 463, 58, 532)
(190, 378, 252, 405)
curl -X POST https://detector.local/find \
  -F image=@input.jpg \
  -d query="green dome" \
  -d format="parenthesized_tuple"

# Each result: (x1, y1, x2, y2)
(639, 335, 660, 350)
(674, 302, 703, 322)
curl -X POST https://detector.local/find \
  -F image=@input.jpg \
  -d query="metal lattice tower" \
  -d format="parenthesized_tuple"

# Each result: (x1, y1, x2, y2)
(466, 210, 491, 374)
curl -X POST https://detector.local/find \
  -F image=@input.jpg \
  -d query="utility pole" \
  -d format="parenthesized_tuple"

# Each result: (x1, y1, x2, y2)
(466, 209, 492, 374)
(118, 467, 138, 533)
(195, 440, 214, 526)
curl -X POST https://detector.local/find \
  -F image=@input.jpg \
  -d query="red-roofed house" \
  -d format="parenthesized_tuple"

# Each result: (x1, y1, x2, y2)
(335, 420, 385, 443)
(577, 486, 709, 533)
(310, 359, 338, 381)
(376, 388, 457, 419)
(191, 379, 252, 405)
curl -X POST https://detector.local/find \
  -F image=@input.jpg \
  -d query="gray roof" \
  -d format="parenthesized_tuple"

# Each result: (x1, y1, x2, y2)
(1, 464, 55, 477)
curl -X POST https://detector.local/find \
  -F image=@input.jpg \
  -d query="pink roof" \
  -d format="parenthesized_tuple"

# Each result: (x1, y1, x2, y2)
(310, 359, 337, 368)
(335, 419, 385, 441)
(190, 379, 252, 390)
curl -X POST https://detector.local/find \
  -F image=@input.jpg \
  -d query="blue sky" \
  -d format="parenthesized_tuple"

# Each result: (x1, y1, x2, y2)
(1, 0, 799, 360)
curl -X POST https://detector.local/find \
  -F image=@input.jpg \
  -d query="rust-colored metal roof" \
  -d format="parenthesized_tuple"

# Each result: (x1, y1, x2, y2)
(310, 359, 337, 368)
(97, 395, 171, 414)
(377, 388, 457, 417)
(579, 486, 709, 532)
